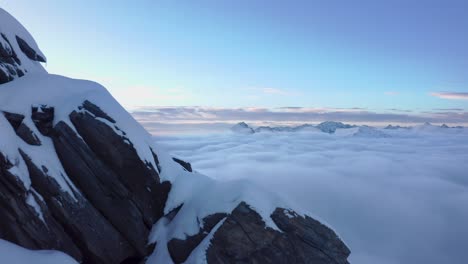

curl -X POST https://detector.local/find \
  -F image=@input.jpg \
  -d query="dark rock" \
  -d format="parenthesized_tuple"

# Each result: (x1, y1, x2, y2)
(31, 105, 54, 136)
(168, 212, 227, 263)
(3, 111, 41, 145)
(0, 34, 19, 65)
(0, 67, 13, 84)
(165, 204, 183, 222)
(0, 34, 21, 84)
(271, 208, 350, 264)
(0, 100, 175, 263)
(172, 157, 192, 172)
(52, 121, 150, 256)
(15, 35, 46, 62)
(69, 107, 171, 227)
(0, 152, 82, 262)
(3, 111, 24, 130)
(79, 100, 116, 123)
(206, 202, 350, 264)
(16, 123, 41, 145)
(19, 149, 136, 264)
(0, 30, 46, 84)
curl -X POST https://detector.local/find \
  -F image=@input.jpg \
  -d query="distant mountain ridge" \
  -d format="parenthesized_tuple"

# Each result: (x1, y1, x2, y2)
(231, 121, 463, 136)
(250, 121, 356, 134)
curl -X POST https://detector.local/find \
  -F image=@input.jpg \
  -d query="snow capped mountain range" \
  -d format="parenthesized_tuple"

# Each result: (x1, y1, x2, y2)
(231, 121, 463, 138)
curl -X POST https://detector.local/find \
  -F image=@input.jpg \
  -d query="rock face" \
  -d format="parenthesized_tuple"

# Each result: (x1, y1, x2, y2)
(206, 202, 350, 264)
(0, 152, 82, 261)
(168, 212, 227, 263)
(1, 101, 171, 263)
(3, 111, 41, 145)
(0, 7, 351, 264)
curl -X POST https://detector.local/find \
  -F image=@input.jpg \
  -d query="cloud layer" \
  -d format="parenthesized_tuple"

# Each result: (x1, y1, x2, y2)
(155, 128, 468, 264)
(132, 106, 468, 134)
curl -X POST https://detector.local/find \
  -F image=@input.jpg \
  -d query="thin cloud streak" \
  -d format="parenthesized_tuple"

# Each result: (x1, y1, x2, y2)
(430, 92, 468, 100)
(261, 87, 298, 96)
(433, 108, 464, 111)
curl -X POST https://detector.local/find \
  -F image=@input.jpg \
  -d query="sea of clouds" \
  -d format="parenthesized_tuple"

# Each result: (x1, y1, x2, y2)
(153, 126, 468, 264)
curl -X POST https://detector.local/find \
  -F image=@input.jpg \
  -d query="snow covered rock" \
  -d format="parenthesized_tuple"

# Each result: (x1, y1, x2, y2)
(0, 8, 46, 84)
(0, 8, 351, 264)
(3, 111, 41, 145)
(172, 157, 193, 172)
(230, 122, 255, 134)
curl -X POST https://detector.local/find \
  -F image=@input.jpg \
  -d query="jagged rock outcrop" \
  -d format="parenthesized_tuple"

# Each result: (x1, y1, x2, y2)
(172, 157, 193, 172)
(0, 9, 46, 84)
(19, 149, 136, 263)
(3, 111, 41, 145)
(168, 212, 227, 263)
(206, 202, 350, 264)
(0, 152, 82, 261)
(0, 7, 351, 264)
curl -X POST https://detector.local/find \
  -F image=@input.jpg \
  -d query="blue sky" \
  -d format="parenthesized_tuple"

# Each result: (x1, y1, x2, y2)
(2, 0, 468, 114)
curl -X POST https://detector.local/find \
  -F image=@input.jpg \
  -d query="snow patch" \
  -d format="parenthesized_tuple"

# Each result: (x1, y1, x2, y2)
(25, 192, 45, 223)
(0, 239, 77, 264)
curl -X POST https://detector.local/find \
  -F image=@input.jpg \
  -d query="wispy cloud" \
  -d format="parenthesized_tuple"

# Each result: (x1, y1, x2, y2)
(245, 87, 300, 96)
(430, 92, 468, 100)
(386, 108, 413, 113)
(262, 87, 290, 95)
(384, 91, 399, 96)
(433, 108, 464, 111)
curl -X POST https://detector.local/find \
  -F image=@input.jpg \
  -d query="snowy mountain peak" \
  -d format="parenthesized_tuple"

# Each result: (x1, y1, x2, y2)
(0, 8, 46, 84)
(230, 122, 255, 134)
(316, 121, 355, 133)
(232, 121, 357, 134)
